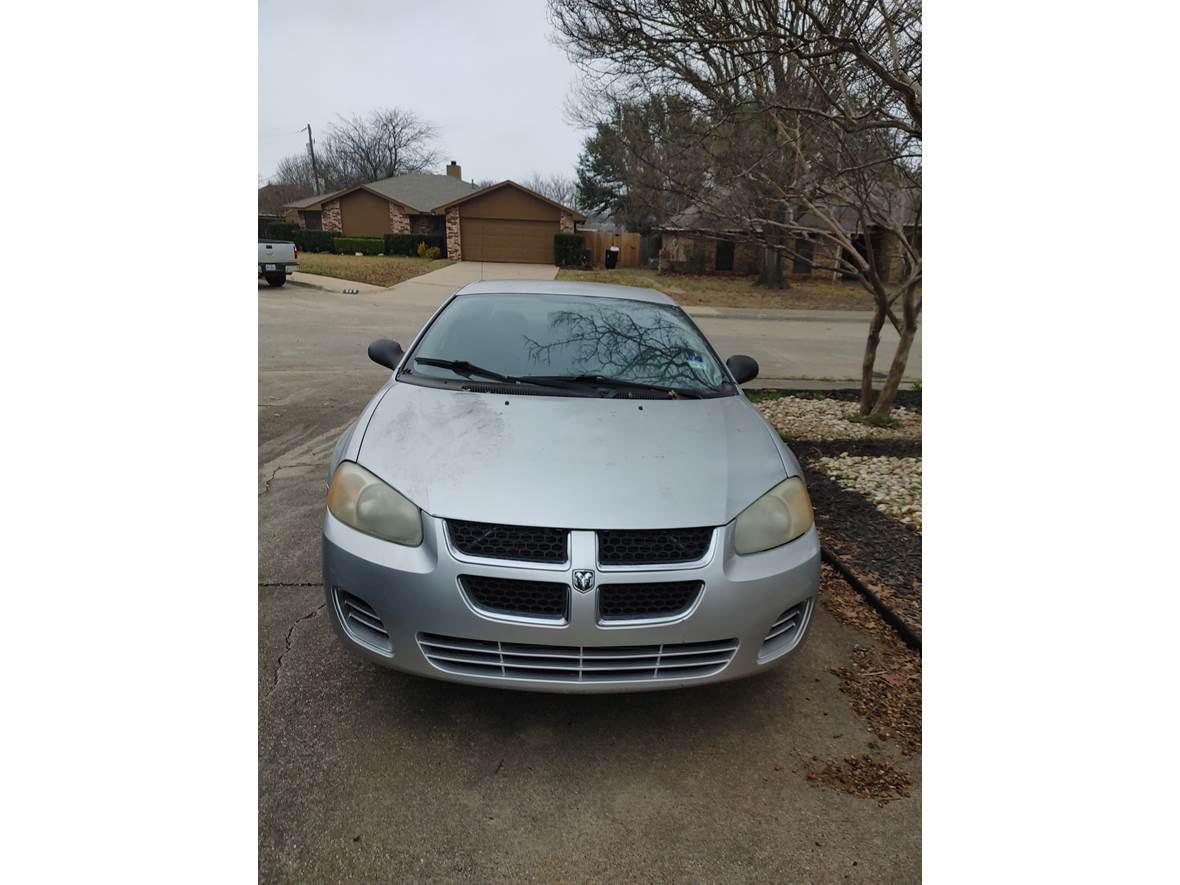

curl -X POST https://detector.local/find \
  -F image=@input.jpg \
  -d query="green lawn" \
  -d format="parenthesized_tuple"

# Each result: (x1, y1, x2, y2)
(295, 252, 453, 287)
(556, 267, 887, 311)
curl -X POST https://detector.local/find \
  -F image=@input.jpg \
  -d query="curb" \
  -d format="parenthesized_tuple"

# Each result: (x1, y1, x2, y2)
(821, 545, 922, 653)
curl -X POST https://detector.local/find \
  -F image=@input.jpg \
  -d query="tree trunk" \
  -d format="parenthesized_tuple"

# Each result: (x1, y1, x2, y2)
(859, 308, 886, 415)
(869, 323, 917, 420)
(757, 245, 788, 289)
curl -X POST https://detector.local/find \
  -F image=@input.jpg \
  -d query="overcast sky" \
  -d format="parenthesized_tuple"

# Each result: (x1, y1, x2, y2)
(258, 0, 586, 185)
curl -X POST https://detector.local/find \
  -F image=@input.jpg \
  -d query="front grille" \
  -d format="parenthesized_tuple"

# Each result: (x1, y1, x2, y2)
(759, 601, 809, 659)
(334, 588, 392, 655)
(447, 519, 568, 563)
(460, 575, 568, 620)
(418, 634, 739, 683)
(598, 581, 702, 621)
(597, 527, 713, 565)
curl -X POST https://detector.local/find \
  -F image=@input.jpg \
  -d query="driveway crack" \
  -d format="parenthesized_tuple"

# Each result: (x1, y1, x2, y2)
(260, 462, 323, 495)
(265, 602, 326, 700)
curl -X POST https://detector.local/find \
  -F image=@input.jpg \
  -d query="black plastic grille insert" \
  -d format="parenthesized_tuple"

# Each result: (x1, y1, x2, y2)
(460, 575, 568, 619)
(597, 528, 713, 565)
(599, 581, 703, 621)
(448, 519, 568, 563)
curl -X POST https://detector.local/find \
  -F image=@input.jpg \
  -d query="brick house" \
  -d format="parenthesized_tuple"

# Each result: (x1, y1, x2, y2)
(658, 199, 917, 283)
(284, 162, 584, 263)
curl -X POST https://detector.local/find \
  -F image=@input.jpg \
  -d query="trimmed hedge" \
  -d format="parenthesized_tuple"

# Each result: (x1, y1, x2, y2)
(554, 232, 585, 267)
(334, 237, 385, 256)
(384, 233, 447, 257)
(265, 221, 300, 242)
(301, 229, 336, 253)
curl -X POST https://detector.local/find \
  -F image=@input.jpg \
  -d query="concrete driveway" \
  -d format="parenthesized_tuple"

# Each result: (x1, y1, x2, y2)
(259, 274, 921, 882)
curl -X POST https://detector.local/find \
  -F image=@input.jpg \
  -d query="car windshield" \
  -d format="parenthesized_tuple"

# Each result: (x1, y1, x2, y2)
(404, 293, 732, 395)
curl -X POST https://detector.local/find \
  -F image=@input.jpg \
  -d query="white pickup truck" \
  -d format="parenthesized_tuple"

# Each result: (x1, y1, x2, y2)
(259, 240, 299, 287)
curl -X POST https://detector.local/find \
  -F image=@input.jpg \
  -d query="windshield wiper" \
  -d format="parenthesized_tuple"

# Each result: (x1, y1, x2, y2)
(413, 358, 596, 395)
(414, 357, 519, 383)
(524, 374, 710, 399)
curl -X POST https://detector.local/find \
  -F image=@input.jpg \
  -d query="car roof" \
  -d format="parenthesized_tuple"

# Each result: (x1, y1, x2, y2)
(453, 279, 676, 305)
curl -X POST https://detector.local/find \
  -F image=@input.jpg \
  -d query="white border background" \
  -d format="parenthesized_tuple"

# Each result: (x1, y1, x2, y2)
(2, 1, 1179, 880)
(3, 1, 257, 879)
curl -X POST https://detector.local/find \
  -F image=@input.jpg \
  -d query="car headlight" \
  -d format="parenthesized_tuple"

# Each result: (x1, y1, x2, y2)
(326, 461, 422, 546)
(733, 477, 814, 555)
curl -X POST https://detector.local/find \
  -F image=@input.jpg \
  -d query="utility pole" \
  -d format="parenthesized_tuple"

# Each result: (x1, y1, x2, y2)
(304, 123, 321, 195)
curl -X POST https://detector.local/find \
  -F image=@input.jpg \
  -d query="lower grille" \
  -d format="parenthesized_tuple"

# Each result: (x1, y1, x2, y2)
(597, 527, 713, 565)
(418, 634, 739, 683)
(598, 581, 702, 621)
(447, 519, 568, 563)
(334, 588, 392, 655)
(759, 601, 809, 659)
(460, 575, 568, 620)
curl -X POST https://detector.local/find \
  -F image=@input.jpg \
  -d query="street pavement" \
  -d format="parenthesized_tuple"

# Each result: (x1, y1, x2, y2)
(258, 264, 921, 882)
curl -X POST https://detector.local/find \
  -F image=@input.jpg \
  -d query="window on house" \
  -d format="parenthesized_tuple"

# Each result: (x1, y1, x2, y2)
(303, 211, 322, 231)
(793, 237, 814, 274)
(715, 239, 735, 272)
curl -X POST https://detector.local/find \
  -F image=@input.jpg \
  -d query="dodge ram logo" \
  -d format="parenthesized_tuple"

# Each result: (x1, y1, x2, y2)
(572, 570, 596, 593)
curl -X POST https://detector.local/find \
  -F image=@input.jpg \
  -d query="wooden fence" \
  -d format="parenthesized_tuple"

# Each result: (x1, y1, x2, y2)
(580, 230, 642, 268)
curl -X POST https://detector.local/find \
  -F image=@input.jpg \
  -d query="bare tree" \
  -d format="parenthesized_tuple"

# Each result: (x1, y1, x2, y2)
(270, 153, 319, 191)
(325, 107, 441, 183)
(523, 172, 580, 208)
(550, 0, 922, 419)
(269, 106, 444, 200)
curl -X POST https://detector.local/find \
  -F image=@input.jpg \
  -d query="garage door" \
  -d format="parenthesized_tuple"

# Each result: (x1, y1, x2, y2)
(460, 218, 556, 264)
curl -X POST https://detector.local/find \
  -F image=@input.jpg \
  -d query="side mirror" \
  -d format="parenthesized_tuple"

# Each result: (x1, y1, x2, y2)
(368, 338, 405, 371)
(726, 354, 759, 385)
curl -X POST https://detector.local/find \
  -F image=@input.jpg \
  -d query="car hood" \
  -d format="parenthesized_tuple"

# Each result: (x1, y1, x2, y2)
(357, 382, 792, 529)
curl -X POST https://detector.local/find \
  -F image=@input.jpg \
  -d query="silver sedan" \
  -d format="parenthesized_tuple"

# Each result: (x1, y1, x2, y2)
(322, 280, 820, 692)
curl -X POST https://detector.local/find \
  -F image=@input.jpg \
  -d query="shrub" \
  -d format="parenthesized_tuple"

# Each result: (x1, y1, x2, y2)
(333, 237, 385, 256)
(301, 229, 337, 253)
(384, 233, 418, 255)
(265, 221, 300, 242)
(554, 232, 585, 267)
(416, 241, 441, 260)
(386, 233, 447, 257)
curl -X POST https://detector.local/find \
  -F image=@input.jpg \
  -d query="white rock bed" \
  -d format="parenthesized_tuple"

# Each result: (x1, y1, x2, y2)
(814, 454, 923, 530)
(755, 395, 921, 441)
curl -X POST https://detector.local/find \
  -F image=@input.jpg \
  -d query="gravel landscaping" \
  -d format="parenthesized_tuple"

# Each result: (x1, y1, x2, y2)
(814, 454, 922, 530)
(755, 394, 921, 442)
(770, 388, 924, 636)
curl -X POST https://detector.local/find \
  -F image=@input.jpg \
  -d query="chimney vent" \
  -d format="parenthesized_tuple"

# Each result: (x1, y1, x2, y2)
(446, 161, 461, 179)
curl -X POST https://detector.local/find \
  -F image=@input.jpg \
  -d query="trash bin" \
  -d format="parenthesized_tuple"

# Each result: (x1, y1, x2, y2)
(605, 245, 620, 269)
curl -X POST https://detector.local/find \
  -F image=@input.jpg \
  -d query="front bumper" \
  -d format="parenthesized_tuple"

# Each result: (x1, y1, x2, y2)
(322, 512, 820, 693)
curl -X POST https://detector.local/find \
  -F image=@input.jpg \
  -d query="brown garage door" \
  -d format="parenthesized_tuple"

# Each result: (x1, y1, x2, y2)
(461, 218, 556, 264)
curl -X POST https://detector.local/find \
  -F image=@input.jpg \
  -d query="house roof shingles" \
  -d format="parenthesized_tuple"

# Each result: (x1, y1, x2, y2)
(284, 173, 482, 213)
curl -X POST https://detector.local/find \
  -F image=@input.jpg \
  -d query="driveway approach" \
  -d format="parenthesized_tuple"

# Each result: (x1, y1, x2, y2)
(258, 267, 921, 881)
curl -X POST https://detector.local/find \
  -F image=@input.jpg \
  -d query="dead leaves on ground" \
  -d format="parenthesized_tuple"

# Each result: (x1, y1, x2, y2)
(807, 755, 913, 807)
(808, 569, 920, 808)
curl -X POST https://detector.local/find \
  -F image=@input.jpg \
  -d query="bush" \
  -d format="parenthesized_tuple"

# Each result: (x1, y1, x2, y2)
(301, 229, 337, 253)
(384, 233, 418, 255)
(265, 221, 300, 242)
(416, 241, 441, 260)
(554, 232, 585, 267)
(385, 233, 447, 257)
(333, 237, 385, 256)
